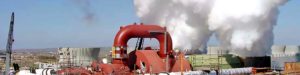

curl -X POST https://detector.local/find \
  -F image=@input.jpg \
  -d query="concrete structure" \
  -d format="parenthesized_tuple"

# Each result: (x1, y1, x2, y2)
(270, 45, 300, 70)
(271, 45, 285, 54)
(285, 45, 300, 55)
(56, 45, 300, 70)
(58, 47, 111, 67)
(204, 45, 300, 70)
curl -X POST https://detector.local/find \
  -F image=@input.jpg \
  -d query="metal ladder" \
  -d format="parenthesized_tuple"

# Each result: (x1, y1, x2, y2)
(135, 38, 144, 50)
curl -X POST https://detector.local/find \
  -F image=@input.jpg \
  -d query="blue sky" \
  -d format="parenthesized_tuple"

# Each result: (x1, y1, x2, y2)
(0, 0, 299, 49)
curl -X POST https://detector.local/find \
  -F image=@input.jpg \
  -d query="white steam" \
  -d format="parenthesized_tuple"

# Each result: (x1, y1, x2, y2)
(208, 0, 288, 57)
(134, 0, 214, 50)
(134, 0, 288, 56)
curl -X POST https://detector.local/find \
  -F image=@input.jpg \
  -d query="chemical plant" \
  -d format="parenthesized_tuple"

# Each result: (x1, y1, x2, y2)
(0, 0, 299, 75)
(1, 23, 299, 75)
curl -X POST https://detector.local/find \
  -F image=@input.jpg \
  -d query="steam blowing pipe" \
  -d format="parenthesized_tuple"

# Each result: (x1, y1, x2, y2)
(112, 24, 173, 64)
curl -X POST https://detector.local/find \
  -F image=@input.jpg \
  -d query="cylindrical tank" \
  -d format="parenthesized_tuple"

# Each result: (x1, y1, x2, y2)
(285, 45, 300, 55)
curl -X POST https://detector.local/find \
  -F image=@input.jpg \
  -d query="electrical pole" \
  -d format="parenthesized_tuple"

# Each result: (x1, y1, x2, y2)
(5, 12, 15, 75)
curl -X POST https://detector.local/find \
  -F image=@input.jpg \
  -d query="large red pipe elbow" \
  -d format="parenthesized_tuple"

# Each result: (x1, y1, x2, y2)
(112, 24, 172, 63)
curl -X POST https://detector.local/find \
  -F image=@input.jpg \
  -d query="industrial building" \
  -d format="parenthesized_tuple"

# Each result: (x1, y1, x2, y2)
(56, 45, 300, 71)
(57, 47, 137, 68)
(186, 45, 300, 71)
(58, 47, 109, 67)
(271, 45, 300, 70)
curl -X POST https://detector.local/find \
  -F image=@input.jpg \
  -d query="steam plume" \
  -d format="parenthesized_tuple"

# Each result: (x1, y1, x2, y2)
(134, 0, 214, 51)
(208, 0, 288, 57)
(134, 0, 288, 56)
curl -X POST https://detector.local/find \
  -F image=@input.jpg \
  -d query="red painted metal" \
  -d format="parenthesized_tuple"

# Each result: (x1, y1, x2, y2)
(170, 53, 192, 72)
(57, 67, 91, 75)
(135, 50, 166, 73)
(57, 24, 192, 75)
(113, 24, 173, 64)
(91, 61, 130, 75)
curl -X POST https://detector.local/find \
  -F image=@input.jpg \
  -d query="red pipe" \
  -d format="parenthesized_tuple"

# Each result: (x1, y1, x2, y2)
(113, 24, 173, 64)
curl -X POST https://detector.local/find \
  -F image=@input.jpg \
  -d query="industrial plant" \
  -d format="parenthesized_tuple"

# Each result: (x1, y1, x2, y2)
(0, 0, 299, 75)
(2, 23, 299, 75)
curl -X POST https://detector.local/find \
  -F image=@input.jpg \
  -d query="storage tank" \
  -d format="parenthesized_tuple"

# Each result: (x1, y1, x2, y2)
(285, 45, 300, 55)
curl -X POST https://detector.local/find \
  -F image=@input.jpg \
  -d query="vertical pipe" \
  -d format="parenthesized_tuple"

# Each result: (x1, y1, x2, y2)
(5, 12, 14, 75)
(164, 30, 167, 55)
(164, 30, 169, 72)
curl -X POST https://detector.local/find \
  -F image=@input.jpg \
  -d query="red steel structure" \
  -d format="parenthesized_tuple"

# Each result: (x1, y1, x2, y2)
(58, 24, 191, 75)
(112, 24, 173, 63)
